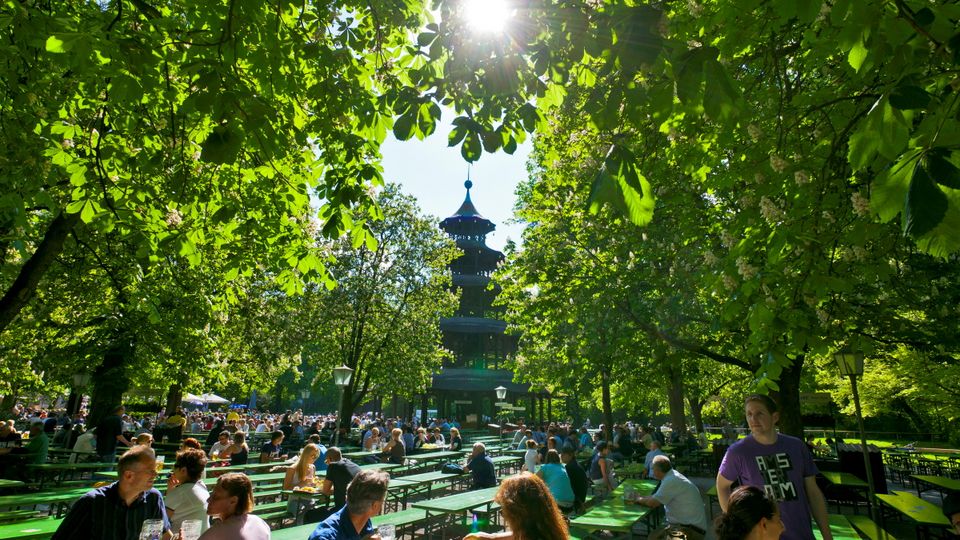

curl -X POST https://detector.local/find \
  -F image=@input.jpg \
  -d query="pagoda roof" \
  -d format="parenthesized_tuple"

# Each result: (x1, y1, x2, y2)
(440, 180, 496, 235)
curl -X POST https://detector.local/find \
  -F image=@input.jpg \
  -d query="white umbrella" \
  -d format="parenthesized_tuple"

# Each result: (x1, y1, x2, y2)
(182, 393, 205, 404)
(200, 393, 231, 405)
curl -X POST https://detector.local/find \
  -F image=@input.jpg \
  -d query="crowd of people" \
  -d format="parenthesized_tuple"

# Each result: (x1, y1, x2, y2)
(2, 396, 958, 540)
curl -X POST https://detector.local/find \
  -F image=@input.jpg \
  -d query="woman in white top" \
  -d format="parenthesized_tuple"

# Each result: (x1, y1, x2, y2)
(284, 443, 321, 518)
(522, 439, 539, 472)
(199, 473, 270, 540)
(165, 448, 210, 536)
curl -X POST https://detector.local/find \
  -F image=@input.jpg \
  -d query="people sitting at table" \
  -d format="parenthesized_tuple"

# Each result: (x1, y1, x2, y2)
(464, 473, 569, 540)
(381, 428, 406, 465)
(465, 442, 497, 490)
(205, 419, 226, 449)
(590, 441, 616, 494)
(284, 443, 321, 519)
(644, 440, 666, 478)
(259, 430, 287, 463)
(715, 485, 784, 540)
(209, 431, 231, 459)
(220, 432, 249, 465)
(165, 448, 210, 537)
(448, 427, 463, 452)
(536, 449, 576, 512)
(135, 432, 154, 447)
(308, 469, 390, 540)
(561, 446, 590, 512)
(516, 429, 533, 451)
(362, 427, 381, 453)
(198, 473, 269, 540)
(52, 445, 172, 540)
(943, 492, 960, 536)
(414, 427, 429, 450)
(632, 455, 709, 539)
(320, 447, 362, 512)
(430, 427, 445, 446)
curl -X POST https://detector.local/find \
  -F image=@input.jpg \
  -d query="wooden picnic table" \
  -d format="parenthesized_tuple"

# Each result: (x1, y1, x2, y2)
(911, 474, 960, 498)
(342, 450, 379, 459)
(411, 485, 499, 538)
(391, 471, 463, 500)
(0, 487, 92, 518)
(26, 462, 122, 489)
(876, 491, 951, 537)
(812, 514, 862, 540)
(568, 479, 658, 535)
(0, 481, 24, 491)
(0, 516, 61, 540)
(821, 471, 869, 488)
(408, 450, 461, 465)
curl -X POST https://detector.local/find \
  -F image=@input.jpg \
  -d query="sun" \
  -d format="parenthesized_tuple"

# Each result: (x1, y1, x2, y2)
(462, 0, 511, 34)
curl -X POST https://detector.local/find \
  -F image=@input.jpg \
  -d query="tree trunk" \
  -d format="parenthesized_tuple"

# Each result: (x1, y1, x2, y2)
(667, 363, 687, 434)
(772, 355, 804, 438)
(0, 212, 79, 334)
(164, 383, 183, 416)
(88, 335, 135, 427)
(66, 389, 82, 416)
(0, 393, 18, 420)
(600, 368, 613, 442)
(689, 396, 705, 434)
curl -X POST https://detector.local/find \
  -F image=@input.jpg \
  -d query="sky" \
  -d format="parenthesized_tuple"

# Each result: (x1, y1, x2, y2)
(379, 118, 532, 252)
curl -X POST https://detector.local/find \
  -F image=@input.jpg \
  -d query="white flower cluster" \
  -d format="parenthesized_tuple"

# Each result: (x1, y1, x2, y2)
(739, 194, 755, 208)
(703, 251, 720, 266)
(747, 124, 763, 142)
(851, 245, 867, 262)
(722, 274, 738, 291)
(816, 309, 830, 327)
(821, 210, 834, 224)
(754, 172, 766, 184)
(769, 154, 789, 173)
(62, 139, 75, 149)
(720, 230, 736, 248)
(817, 2, 832, 22)
(192, 150, 202, 161)
(851, 192, 871, 217)
(759, 196, 785, 224)
(687, 0, 704, 17)
(794, 170, 810, 185)
(165, 209, 183, 228)
(736, 257, 758, 280)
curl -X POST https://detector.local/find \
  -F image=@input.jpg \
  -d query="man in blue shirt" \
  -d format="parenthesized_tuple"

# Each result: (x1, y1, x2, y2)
(308, 469, 390, 540)
(644, 440, 666, 478)
(464, 442, 497, 490)
(52, 445, 171, 540)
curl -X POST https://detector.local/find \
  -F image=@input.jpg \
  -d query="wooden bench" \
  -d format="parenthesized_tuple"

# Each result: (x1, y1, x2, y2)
(0, 510, 41, 524)
(846, 514, 897, 540)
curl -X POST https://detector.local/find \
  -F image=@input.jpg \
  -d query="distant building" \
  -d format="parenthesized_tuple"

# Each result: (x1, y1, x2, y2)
(416, 180, 551, 428)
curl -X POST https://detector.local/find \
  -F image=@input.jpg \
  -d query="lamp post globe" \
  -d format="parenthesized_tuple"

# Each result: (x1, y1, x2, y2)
(332, 365, 354, 446)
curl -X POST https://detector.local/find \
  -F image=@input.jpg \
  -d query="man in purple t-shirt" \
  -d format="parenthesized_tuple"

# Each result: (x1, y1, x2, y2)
(716, 394, 832, 540)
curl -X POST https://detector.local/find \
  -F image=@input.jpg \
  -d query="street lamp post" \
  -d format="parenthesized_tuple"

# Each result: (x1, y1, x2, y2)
(300, 389, 310, 411)
(834, 348, 877, 522)
(495, 386, 507, 441)
(332, 365, 354, 447)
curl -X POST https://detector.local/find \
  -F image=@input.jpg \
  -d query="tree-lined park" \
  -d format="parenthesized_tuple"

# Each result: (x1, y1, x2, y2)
(1, 0, 959, 538)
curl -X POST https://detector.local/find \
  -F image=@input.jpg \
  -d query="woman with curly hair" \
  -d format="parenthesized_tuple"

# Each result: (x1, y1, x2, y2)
(465, 473, 568, 540)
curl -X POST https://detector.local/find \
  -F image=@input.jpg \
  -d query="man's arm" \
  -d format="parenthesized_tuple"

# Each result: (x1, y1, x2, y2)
(804, 475, 833, 540)
(634, 496, 663, 508)
(320, 478, 333, 496)
(50, 496, 91, 540)
(115, 434, 131, 447)
(716, 473, 735, 512)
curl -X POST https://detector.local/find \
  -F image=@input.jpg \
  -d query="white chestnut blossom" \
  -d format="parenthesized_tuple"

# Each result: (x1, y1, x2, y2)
(165, 209, 183, 228)
(851, 192, 871, 217)
(747, 124, 763, 142)
(769, 154, 789, 173)
(794, 170, 810, 185)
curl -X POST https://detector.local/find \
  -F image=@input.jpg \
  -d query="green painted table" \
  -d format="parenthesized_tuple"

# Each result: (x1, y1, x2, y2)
(876, 491, 951, 537)
(342, 450, 379, 460)
(316, 462, 400, 477)
(0, 488, 92, 518)
(812, 514, 860, 540)
(27, 462, 118, 488)
(408, 451, 462, 467)
(911, 474, 960, 498)
(568, 479, 658, 534)
(411, 485, 500, 536)
(0, 481, 23, 491)
(821, 471, 868, 488)
(0, 516, 62, 539)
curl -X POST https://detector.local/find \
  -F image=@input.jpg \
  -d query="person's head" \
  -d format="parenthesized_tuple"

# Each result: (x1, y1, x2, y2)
(207, 473, 254, 519)
(943, 492, 960, 536)
(472, 442, 486, 456)
(113, 405, 125, 415)
(174, 448, 207, 483)
(744, 394, 779, 438)
(218, 431, 230, 443)
(326, 447, 342, 463)
(307, 434, 321, 445)
(651, 455, 672, 480)
(416, 427, 426, 436)
(345, 470, 390, 518)
(371, 427, 380, 436)
(560, 447, 576, 464)
(525, 439, 537, 449)
(232, 432, 246, 446)
(28, 423, 42, 436)
(715, 486, 783, 540)
(450, 427, 460, 439)
(545, 449, 561, 465)
(181, 437, 202, 451)
(495, 473, 568, 539)
(135, 433, 153, 447)
(271, 430, 284, 444)
(117, 445, 158, 494)
(649, 440, 661, 451)
(596, 441, 609, 455)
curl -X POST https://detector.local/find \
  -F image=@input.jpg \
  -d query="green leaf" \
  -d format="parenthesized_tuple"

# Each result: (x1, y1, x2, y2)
(201, 126, 245, 164)
(847, 129, 879, 171)
(848, 40, 868, 72)
(914, 7, 934, 26)
(461, 132, 482, 162)
(904, 165, 948, 237)
(448, 126, 467, 147)
(79, 200, 96, 223)
(393, 113, 415, 141)
(877, 98, 910, 160)
(926, 151, 960, 189)
(45, 35, 67, 53)
(703, 59, 740, 122)
(587, 145, 655, 226)
(871, 149, 921, 222)
(889, 85, 930, 110)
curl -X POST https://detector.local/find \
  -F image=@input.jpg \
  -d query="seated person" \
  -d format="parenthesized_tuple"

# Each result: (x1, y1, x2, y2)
(380, 428, 405, 465)
(259, 431, 286, 463)
(308, 470, 390, 540)
(165, 448, 210, 537)
(220, 433, 249, 465)
(464, 442, 497, 490)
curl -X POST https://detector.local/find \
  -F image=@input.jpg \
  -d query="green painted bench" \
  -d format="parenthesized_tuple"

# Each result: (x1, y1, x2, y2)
(846, 514, 897, 540)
